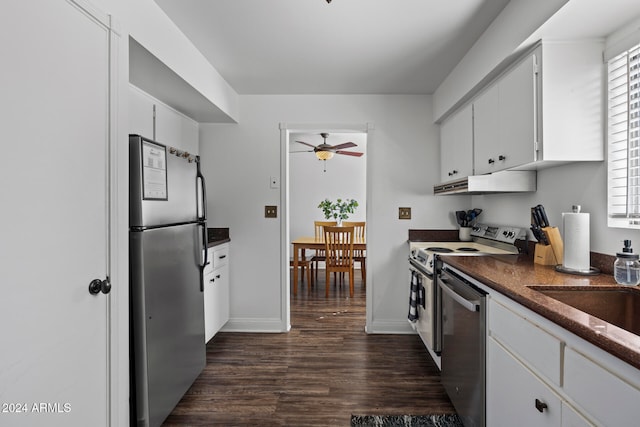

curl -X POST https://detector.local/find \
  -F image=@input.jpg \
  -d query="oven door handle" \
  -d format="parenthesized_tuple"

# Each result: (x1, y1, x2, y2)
(439, 279, 479, 312)
(409, 261, 433, 280)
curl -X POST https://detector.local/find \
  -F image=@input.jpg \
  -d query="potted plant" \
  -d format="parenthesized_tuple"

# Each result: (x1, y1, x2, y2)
(318, 198, 358, 224)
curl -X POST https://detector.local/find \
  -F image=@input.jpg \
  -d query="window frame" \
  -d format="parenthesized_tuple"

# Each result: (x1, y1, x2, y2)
(608, 41, 640, 229)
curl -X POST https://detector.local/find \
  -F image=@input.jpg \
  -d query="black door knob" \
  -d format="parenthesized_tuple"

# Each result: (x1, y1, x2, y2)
(89, 278, 111, 295)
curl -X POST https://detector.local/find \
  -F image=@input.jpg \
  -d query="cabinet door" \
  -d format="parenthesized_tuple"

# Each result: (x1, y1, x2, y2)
(561, 403, 594, 427)
(499, 54, 537, 170)
(203, 267, 216, 342)
(473, 83, 500, 175)
(564, 347, 640, 426)
(487, 338, 561, 427)
(211, 266, 230, 335)
(203, 245, 230, 342)
(474, 54, 537, 174)
(440, 104, 473, 182)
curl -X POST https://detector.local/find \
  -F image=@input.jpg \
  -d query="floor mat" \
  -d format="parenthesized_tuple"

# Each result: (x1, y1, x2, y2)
(351, 414, 464, 427)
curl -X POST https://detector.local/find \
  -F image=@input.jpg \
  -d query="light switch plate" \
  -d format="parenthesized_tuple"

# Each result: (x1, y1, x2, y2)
(265, 205, 278, 218)
(399, 207, 411, 220)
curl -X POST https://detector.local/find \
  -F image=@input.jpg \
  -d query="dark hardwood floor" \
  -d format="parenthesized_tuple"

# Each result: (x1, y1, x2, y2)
(163, 269, 455, 426)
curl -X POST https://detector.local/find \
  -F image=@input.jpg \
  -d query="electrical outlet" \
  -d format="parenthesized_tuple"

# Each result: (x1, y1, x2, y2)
(265, 205, 278, 218)
(399, 207, 411, 220)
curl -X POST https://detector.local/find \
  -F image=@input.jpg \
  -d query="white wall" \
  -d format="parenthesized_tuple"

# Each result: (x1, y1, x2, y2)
(472, 162, 640, 258)
(95, 0, 239, 122)
(129, 85, 199, 153)
(440, 7, 640, 260)
(199, 94, 468, 333)
(433, 0, 568, 121)
(289, 132, 367, 240)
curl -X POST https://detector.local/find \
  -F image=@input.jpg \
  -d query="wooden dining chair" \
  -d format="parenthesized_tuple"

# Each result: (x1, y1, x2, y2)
(342, 221, 366, 286)
(312, 220, 337, 280)
(323, 226, 355, 297)
(290, 254, 313, 287)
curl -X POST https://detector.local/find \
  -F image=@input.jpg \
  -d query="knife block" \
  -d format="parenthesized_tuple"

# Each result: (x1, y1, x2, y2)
(542, 226, 564, 265)
(534, 244, 557, 265)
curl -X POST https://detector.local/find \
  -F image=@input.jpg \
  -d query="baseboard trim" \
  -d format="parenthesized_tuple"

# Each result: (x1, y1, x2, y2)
(366, 319, 416, 334)
(220, 317, 288, 333)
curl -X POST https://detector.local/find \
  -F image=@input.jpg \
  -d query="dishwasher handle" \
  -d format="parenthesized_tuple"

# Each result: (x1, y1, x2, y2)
(439, 278, 480, 312)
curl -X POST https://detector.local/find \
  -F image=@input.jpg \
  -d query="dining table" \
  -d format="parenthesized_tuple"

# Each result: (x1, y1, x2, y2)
(291, 236, 366, 296)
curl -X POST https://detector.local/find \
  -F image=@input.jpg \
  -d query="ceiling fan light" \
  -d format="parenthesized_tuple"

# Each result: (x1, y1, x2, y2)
(315, 150, 334, 160)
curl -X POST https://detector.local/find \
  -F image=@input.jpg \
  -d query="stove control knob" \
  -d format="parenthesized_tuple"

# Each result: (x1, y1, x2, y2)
(429, 259, 434, 269)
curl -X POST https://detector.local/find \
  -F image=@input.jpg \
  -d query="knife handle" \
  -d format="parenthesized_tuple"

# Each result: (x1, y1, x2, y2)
(532, 207, 544, 228)
(537, 204, 550, 227)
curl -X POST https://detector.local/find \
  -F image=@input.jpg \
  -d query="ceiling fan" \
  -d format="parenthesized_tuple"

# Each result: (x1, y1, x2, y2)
(293, 132, 364, 161)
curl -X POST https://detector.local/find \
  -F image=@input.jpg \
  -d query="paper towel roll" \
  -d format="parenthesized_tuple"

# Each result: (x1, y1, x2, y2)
(562, 210, 590, 271)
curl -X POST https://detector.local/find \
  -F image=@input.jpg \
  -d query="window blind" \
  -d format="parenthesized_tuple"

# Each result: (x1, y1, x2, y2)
(608, 43, 640, 227)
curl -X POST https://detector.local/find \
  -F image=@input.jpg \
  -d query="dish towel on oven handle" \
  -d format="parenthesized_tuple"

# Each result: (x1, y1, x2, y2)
(408, 270, 425, 322)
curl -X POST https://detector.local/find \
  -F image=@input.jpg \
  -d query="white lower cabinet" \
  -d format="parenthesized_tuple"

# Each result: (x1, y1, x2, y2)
(564, 347, 640, 426)
(203, 243, 230, 343)
(487, 297, 610, 426)
(487, 337, 562, 427)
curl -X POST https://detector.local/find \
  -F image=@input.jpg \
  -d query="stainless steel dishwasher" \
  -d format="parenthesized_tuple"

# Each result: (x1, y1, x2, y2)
(439, 265, 487, 427)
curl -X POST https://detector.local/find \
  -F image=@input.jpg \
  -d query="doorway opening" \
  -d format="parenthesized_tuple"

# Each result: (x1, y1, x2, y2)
(280, 123, 372, 331)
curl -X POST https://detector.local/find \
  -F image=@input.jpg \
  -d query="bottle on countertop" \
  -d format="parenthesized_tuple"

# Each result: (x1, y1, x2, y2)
(614, 240, 640, 286)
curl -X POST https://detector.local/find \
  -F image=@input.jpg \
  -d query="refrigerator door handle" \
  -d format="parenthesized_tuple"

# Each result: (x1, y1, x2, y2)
(196, 156, 208, 292)
(199, 222, 208, 292)
(196, 156, 207, 222)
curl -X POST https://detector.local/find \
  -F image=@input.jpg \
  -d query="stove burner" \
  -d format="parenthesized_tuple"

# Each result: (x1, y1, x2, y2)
(426, 247, 454, 253)
(457, 247, 479, 252)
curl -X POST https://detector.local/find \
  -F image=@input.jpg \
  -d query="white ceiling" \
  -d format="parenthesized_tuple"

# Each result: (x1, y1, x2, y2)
(153, 0, 640, 96)
(154, 0, 511, 95)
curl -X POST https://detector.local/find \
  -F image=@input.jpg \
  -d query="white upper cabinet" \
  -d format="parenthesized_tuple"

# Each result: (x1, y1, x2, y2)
(439, 40, 603, 182)
(534, 41, 603, 166)
(475, 54, 537, 175)
(440, 103, 473, 182)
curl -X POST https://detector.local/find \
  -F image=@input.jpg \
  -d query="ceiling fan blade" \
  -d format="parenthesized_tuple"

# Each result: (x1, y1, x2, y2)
(295, 140, 317, 148)
(336, 150, 364, 157)
(290, 150, 314, 153)
(331, 142, 357, 150)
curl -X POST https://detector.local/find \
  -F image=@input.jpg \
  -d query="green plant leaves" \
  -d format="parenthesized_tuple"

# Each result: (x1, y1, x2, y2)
(318, 198, 359, 220)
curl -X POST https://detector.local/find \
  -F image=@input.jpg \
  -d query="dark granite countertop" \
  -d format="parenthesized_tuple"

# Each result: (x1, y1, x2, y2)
(441, 254, 640, 370)
(207, 227, 230, 248)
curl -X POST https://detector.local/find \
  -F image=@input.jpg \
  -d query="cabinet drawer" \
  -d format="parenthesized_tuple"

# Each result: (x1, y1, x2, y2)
(489, 299, 562, 385)
(487, 337, 562, 427)
(564, 347, 640, 426)
(211, 244, 229, 269)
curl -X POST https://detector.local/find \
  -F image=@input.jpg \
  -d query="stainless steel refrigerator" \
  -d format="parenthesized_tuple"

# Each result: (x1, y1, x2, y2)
(129, 135, 208, 427)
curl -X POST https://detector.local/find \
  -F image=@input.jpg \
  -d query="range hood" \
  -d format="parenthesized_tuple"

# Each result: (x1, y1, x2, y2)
(434, 170, 537, 195)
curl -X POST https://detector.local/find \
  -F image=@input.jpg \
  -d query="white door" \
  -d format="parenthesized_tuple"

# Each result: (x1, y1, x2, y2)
(0, 1, 112, 426)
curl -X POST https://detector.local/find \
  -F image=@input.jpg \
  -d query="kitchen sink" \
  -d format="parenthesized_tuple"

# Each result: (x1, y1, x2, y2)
(529, 286, 640, 335)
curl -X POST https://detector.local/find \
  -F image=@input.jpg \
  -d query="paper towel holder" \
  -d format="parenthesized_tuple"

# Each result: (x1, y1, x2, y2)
(554, 205, 600, 275)
(554, 264, 600, 275)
